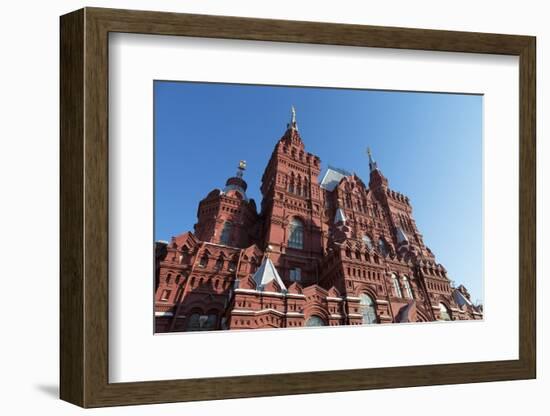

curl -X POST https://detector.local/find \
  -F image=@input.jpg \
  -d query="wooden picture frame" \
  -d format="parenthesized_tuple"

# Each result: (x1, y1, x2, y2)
(60, 7, 536, 408)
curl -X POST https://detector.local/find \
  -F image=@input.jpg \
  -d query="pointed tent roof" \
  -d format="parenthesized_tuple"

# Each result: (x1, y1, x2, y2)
(319, 166, 352, 191)
(334, 208, 347, 224)
(453, 288, 473, 307)
(396, 227, 409, 244)
(252, 257, 287, 292)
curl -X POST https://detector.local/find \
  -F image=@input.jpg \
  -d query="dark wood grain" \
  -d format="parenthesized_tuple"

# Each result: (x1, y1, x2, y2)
(59, 8, 84, 407)
(518, 38, 537, 376)
(60, 7, 537, 408)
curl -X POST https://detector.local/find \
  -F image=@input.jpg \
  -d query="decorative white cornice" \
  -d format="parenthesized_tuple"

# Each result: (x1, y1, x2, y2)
(286, 293, 306, 299)
(154, 311, 174, 317)
(231, 308, 304, 317)
(234, 288, 286, 298)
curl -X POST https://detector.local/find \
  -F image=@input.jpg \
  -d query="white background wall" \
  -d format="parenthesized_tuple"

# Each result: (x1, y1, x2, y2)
(0, 1, 545, 415)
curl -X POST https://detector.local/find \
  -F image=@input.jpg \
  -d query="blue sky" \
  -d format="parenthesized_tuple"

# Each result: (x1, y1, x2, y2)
(154, 81, 483, 303)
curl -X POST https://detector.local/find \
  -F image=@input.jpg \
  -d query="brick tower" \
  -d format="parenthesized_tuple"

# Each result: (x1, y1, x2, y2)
(258, 106, 324, 287)
(194, 160, 259, 248)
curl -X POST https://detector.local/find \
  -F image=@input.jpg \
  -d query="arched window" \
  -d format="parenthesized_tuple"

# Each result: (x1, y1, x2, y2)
(360, 294, 377, 324)
(306, 316, 326, 327)
(439, 303, 451, 321)
(204, 312, 218, 329)
(403, 276, 414, 299)
(187, 313, 201, 330)
(220, 221, 233, 245)
(362, 234, 373, 249)
(199, 255, 208, 268)
(187, 312, 218, 331)
(289, 267, 301, 282)
(214, 257, 224, 271)
(378, 238, 389, 256)
(179, 246, 190, 264)
(288, 218, 304, 249)
(392, 273, 403, 297)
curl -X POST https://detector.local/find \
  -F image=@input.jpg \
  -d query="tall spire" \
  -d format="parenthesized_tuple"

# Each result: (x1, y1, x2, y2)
(367, 146, 388, 191)
(289, 105, 298, 131)
(367, 147, 378, 172)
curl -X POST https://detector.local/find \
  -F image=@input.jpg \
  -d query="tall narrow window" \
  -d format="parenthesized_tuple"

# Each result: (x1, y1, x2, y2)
(220, 221, 233, 245)
(392, 273, 403, 297)
(360, 294, 377, 324)
(378, 238, 389, 256)
(403, 276, 414, 299)
(288, 218, 304, 249)
(439, 303, 451, 321)
(214, 257, 224, 271)
(289, 267, 302, 282)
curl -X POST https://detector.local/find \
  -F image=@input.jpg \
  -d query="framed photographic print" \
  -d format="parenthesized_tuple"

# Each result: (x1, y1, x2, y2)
(60, 7, 536, 408)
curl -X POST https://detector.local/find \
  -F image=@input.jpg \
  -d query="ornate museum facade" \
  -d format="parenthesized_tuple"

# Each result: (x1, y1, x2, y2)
(154, 108, 483, 332)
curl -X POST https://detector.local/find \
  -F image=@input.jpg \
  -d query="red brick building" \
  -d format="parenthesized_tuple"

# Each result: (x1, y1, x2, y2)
(154, 107, 482, 332)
